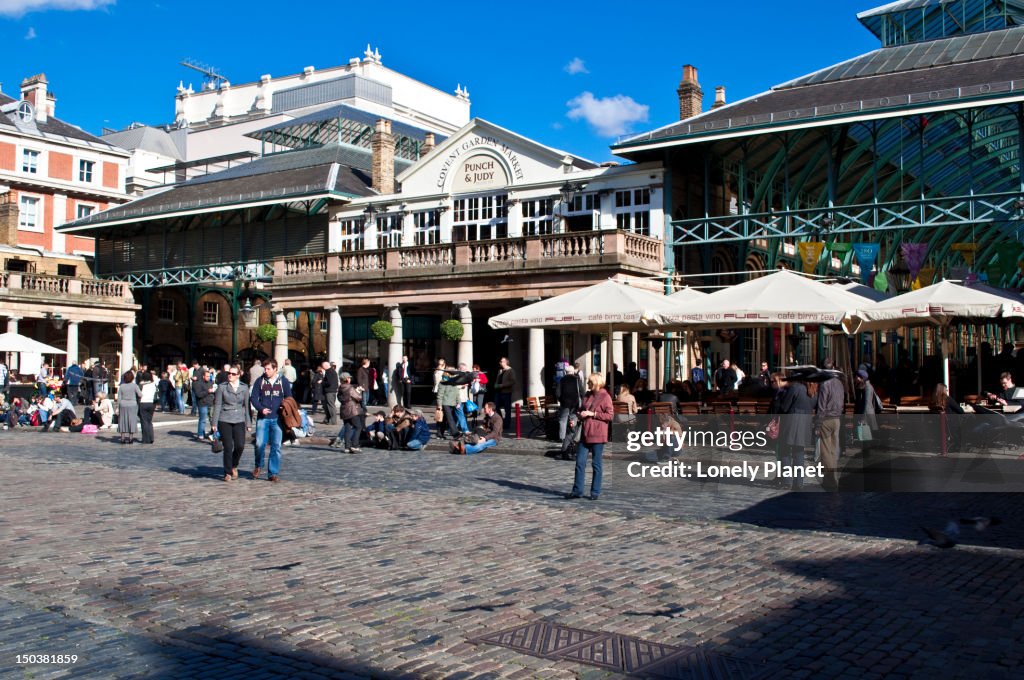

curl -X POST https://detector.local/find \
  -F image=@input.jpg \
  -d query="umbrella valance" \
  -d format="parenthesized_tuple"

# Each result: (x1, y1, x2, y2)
(663, 270, 865, 327)
(487, 279, 674, 332)
(848, 280, 1023, 332)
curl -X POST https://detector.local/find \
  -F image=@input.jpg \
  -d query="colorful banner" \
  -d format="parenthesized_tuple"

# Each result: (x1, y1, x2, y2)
(826, 242, 852, 253)
(915, 267, 936, 290)
(798, 241, 825, 274)
(900, 242, 928, 281)
(852, 242, 881, 284)
(951, 242, 978, 266)
(873, 270, 889, 294)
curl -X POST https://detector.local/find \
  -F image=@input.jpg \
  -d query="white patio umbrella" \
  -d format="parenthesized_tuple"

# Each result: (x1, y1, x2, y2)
(0, 332, 66, 354)
(663, 270, 867, 371)
(847, 280, 1024, 389)
(488, 278, 676, 394)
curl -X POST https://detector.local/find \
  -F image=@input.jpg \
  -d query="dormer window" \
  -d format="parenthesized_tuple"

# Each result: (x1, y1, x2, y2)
(16, 101, 34, 123)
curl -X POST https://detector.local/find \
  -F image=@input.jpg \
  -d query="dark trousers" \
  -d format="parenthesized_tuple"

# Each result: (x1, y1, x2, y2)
(399, 382, 413, 408)
(442, 405, 462, 437)
(310, 397, 321, 414)
(341, 415, 363, 449)
(219, 421, 246, 474)
(323, 391, 338, 424)
(67, 384, 80, 404)
(44, 408, 76, 431)
(496, 393, 512, 429)
(139, 403, 155, 443)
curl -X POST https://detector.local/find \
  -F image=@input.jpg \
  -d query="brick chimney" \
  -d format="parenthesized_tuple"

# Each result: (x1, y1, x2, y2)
(371, 119, 395, 194)
(20, 74, 48, 123)
(712, 86, 726, 109)
(420, 132, 435, 158)
(0, 190, 19, 247)
(677, 65, 703, 120)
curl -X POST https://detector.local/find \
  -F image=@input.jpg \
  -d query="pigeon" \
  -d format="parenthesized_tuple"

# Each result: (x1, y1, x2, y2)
(253, 561, 302, 571)
(959, 516, 1003, 531)
(919, 521, 959, 549)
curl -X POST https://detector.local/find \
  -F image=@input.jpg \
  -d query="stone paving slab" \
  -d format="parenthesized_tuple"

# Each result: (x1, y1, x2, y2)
(0, 432, 1023, 679)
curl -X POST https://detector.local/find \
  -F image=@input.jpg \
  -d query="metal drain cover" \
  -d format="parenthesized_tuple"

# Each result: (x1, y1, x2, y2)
(471, 621, 766, 679)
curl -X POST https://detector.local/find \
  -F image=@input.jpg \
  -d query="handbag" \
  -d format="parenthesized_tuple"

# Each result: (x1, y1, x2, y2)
(465, 400, 479, 414)
(211, 438, 224, 453)
(855, 423, 873, 441)
(765, 417, 780, 440)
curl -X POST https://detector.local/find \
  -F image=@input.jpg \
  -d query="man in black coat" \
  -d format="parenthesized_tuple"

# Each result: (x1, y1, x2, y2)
(310, 365, 325, 415)
(394, 355, 413, 408)
(321, 361, 339, 424)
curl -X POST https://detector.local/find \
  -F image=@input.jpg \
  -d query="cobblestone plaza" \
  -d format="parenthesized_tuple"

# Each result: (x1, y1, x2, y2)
(1, 420, 1022, 679)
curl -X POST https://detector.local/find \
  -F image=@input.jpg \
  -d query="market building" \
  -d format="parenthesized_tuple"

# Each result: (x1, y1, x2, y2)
(0, 74, 137, 377)
(614, 0, 1024, 381)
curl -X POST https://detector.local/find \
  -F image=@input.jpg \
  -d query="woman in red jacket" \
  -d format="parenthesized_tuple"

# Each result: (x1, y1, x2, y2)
(566, 373, 614, 500)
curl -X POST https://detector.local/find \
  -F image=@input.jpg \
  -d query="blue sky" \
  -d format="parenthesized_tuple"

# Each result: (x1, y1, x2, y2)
(1, 1, 881, 162)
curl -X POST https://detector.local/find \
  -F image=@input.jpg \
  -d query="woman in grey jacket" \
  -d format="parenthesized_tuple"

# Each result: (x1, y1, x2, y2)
(212, 367, 252, 481)
(116, 371, 141, 445)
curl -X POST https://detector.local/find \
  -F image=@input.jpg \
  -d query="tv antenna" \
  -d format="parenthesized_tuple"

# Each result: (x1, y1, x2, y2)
(180, 58, 228, 89)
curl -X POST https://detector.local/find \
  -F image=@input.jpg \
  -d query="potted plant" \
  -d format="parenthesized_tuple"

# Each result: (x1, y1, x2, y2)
(255, 323, 278, 343)
(370, 320, 395, 341)
(440, 319, 464, 342)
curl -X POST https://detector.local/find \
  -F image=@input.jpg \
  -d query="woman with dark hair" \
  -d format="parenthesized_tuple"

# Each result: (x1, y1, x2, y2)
(116, 371, 141, 445)
(137, 370, 157, 444)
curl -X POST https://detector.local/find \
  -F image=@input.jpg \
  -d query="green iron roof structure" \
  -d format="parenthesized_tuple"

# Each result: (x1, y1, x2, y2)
(614, 0, 1024, 291)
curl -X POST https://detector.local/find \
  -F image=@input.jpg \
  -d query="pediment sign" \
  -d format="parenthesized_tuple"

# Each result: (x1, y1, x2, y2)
(435, 135, 524, 191)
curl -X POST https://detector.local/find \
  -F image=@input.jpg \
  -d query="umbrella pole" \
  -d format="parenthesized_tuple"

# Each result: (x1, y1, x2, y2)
(976, 326, 982, 395)
(608, 323, 614, 397)
(942, 326, 950, 390)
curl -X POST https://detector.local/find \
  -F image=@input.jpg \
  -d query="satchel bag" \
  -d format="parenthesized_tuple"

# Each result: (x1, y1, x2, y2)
(765, 417, 780, 440)
(211, 437, 224, 453)
(855, 423, 873, 441)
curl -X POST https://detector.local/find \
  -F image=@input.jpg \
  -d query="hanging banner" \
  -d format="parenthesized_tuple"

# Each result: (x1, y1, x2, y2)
(852, 242, 881, 284)
(827, 242, 852, 253)
(798, 241, 825, 274)
(985, 261, 1005, 286)
(915, 266, 936, 290)
(873, 270, 889, 294)
(951, 242, 978, 266)
(900, 242, 927, 281)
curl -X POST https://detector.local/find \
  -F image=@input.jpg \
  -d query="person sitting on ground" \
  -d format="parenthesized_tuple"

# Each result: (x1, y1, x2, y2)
(404, 409, 431, 451)
(452, 402, 503, 455)
(366, 410, 391, 449)
(96, 392, 115, 429)
(389, 405, 412, 449)
(44, 394, 77, 432)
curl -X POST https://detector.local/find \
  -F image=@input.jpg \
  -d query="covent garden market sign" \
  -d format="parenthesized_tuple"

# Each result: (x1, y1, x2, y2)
(436, 136, 525, 191)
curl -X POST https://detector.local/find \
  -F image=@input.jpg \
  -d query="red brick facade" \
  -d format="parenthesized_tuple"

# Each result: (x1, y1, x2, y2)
(102, 161, 119, 189)
(49, 151, 73, 180)
(0, 142, 14, 171)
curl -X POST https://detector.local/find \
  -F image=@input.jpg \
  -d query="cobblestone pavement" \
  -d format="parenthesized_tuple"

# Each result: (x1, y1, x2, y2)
(1, 425, 1023, 679)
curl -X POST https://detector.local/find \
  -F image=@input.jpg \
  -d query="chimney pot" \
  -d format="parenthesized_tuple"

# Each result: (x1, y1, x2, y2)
(676, 64, 703, 121)
(713, 86, 726, 109)
(421, 132, 436, 157)
(372, 118, 395, 194)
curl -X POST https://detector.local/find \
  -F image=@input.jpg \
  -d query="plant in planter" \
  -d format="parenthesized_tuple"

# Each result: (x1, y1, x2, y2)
(255, 323, 278, 343)
(370, 320, 395, 341)
(440, 319, 464, 342)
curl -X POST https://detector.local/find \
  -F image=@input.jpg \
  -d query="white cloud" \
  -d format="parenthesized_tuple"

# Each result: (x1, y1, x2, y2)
(0, 0, 114, 17)
(564, 57, 588, 75)
(24, 26, 36, 39)
(551, 122, 564, 130)
(566, 91, 649, 137)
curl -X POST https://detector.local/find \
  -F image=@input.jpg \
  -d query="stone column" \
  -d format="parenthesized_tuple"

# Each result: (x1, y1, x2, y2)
(66, 320, 80, 367)
(274, 310, 289, 367)
(454, 301, 472, 369)
(386, 305, 403, 406)
(612, 331, 624, 378)
(7, 316, 20, 371)
(327, 306, 343, 366)
(120, 323, 135, 377)
(527, 328, 545, 398)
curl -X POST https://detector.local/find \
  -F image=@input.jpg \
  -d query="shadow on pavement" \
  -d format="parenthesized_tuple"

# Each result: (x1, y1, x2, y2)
(723, 492, 1024, 549)
(168, 465, 228, 481)
(696, 550, 1024, 678)
(475, 477, 566, 498)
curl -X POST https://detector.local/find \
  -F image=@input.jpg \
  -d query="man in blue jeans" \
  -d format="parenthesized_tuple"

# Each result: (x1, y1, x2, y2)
(452, 402, 503, 455)
(249, 359, 292, 482)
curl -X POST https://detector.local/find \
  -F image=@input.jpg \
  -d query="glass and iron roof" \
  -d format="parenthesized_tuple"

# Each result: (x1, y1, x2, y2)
(858, 0, 1024, 46)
